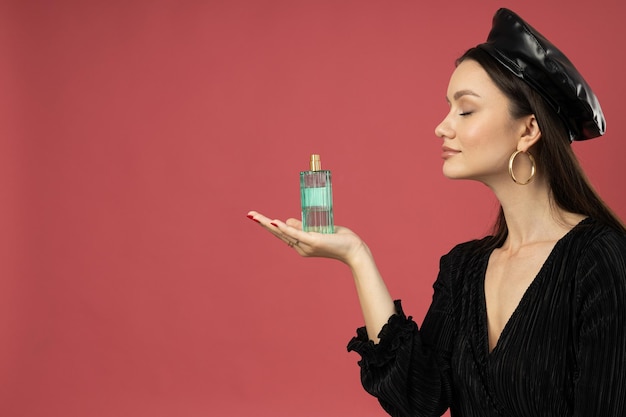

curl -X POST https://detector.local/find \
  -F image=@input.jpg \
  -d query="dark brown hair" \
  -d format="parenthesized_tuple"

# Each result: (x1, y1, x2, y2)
(457, 47, 626, 248)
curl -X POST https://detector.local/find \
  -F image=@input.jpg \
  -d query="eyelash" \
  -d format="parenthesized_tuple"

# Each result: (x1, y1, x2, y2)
(459, 111, 473, 117)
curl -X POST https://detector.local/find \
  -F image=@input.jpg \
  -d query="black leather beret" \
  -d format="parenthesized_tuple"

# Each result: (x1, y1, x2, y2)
(477, 8, 605, 141)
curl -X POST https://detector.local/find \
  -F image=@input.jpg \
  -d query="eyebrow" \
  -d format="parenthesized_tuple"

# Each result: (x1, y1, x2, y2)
(448, 89, 481, 102)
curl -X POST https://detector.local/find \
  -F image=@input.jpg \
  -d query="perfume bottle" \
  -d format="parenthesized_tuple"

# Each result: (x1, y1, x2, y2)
(300, 154, 334, 233)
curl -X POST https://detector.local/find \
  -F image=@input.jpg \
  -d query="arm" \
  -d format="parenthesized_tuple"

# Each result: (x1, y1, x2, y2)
(247, 211, 395, 342)
(574, 233, 626, 416)
(348, 243, 396, 342)
(347, 252, 456, 417)
(248, 211, 453, 415)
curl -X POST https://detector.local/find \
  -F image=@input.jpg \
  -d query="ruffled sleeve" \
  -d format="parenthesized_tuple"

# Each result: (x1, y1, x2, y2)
(347, 300, 418, 369)
(346, 243, 470, 417)
(347, 300, 451, 417)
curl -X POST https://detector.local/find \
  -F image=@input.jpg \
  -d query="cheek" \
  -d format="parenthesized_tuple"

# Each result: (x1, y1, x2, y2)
(460, 123, 491, 150)
(459, 125, 517, 170)
(460, 118, 516, 153)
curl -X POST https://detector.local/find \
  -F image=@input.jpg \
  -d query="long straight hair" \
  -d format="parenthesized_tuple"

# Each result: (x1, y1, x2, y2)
(457, 47, 626, 249)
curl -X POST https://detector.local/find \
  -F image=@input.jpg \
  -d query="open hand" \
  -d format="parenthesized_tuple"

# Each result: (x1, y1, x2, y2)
(247, 211, 367, 265)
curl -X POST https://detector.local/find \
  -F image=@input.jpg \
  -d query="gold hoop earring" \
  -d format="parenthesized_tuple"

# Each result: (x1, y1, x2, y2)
(508, 150, 536, 185)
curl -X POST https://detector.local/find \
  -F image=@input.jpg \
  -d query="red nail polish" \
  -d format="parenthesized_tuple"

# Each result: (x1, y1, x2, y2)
(247, 215, 260, 223)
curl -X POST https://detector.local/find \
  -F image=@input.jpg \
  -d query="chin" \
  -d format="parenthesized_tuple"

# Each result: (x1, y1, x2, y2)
(442, 167, 467, 180)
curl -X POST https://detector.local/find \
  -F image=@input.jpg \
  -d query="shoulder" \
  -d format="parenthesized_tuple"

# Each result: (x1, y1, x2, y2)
(568, 219, 626, 309)
(568, 220, 626, 336)
(439, 236, 493, 272)
(568, 218, 626, 268)
(443, 236, 493, 259)
(431, 237, 494, 300)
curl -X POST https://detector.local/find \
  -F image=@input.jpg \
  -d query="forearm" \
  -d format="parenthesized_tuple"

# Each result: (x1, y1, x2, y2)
(348, 244, 396, 343)
(246, 211, 396, 341)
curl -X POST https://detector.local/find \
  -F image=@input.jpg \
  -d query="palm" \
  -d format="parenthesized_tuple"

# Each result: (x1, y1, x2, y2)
(248, 211, 365, 265)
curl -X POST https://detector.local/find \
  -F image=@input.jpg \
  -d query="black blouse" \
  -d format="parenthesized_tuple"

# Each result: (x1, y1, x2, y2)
(347, 218, 626, 417)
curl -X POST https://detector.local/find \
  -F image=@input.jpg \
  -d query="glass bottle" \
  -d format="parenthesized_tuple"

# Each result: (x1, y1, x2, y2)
(300, 154, 334, 233)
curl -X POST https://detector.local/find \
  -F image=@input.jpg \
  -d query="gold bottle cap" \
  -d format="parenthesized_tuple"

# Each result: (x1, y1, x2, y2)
(310, 154, 321, 171)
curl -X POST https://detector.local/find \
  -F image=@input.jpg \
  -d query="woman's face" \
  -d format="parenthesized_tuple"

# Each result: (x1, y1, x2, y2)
(435, 59, 524, 184)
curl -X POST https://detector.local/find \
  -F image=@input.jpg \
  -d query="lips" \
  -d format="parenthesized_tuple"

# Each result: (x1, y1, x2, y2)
(441, 146, 461, 159)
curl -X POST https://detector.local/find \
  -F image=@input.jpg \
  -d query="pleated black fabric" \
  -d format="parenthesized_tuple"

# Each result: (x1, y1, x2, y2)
(347, 218, 626, 417)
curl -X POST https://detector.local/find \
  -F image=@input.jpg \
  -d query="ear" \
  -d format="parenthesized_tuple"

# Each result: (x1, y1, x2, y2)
(516, 114, 541, 152)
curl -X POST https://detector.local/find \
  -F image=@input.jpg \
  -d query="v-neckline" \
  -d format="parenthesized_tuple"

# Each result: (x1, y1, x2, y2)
(480, 247, 548, 357)
(479, 217, 590, 357)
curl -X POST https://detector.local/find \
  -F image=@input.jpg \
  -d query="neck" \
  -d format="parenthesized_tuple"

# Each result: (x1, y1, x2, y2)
(488, 175, 584, 251)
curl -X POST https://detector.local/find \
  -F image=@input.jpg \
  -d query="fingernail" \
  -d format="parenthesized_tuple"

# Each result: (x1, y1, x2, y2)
(270, 222, 278, 227)
(247, 214, 260, 223)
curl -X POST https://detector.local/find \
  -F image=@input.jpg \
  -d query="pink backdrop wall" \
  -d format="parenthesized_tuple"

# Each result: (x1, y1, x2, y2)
(2, 1, 625, 416)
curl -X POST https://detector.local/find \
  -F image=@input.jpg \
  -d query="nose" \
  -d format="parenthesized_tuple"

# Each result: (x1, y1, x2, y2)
(435, 114, 453, 140)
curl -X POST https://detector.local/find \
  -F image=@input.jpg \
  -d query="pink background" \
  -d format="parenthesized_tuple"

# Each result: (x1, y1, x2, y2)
(2, 1, 625, 416)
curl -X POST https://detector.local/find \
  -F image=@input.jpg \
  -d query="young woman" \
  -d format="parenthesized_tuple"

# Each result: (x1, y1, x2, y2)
(248, 8, 626, 417)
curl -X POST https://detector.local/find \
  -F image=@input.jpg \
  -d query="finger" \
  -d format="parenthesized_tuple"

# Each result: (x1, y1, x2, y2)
(247, 210, 267, 224)
(249, 213, 312, 251)
(285, 218, 303, 229)
(247, 211, 279, 230)
(286, 238, 301, 249)
(246, 211, 262, 224)
(247, 212, 292, 244)
(270, 220, 311, 248)
(263, 219, 305, 249)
